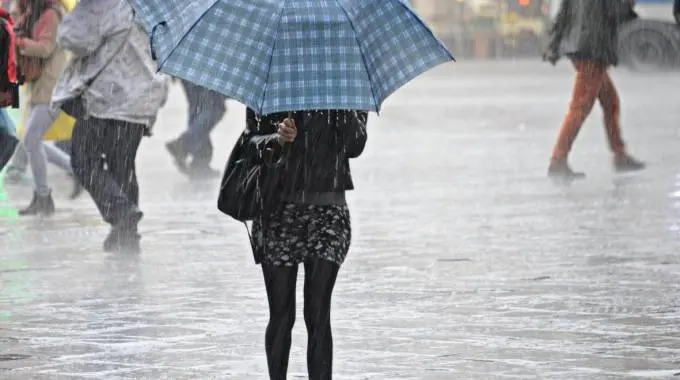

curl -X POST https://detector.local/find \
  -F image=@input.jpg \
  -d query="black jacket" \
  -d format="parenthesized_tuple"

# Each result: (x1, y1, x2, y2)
(545, 0, 635, 66)
(223, 109, 367, 204)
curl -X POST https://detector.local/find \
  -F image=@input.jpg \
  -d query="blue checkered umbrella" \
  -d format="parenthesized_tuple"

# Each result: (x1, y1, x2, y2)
(129, 0, 454, 115)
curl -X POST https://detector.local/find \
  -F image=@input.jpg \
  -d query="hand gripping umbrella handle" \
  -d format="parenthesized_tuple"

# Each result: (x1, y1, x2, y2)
(279, 111, 294, 158)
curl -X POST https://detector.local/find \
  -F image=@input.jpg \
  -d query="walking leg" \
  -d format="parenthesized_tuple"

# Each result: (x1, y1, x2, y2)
(262, 264, 299, 380)
(303, 259, 340, 380)
(548, 60, 606, 178)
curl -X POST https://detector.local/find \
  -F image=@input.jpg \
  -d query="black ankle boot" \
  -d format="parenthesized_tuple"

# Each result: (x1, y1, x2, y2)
(103, 208, 143, 253)
(19, 192, 55, 216)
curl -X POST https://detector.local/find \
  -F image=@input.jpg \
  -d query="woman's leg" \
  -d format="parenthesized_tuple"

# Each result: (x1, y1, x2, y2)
(43, 142, 72, 172)
(19, 105, 63, 215)
(262, 264, 299, 380)
(22, 104, 62, 196)
(303, 259, 340, 380)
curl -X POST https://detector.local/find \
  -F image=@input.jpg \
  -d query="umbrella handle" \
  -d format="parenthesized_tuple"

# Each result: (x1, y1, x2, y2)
(281, 111, 293, 158)
(150, 22, 167, 61)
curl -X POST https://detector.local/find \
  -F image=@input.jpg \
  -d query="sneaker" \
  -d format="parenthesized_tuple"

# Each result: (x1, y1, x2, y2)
(614, 154, 645, 173)
(18, 191, 55, 216)
(548, 158, 586, 180)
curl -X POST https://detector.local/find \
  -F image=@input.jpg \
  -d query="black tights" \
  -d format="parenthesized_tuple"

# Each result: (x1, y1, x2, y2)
(262, 259, 340, 380)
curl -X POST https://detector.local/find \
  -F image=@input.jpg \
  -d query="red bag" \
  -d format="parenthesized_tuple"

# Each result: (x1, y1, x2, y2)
(0, 8, 18, 108)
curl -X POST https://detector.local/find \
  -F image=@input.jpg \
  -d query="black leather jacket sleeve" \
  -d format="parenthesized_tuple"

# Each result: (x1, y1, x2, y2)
(243, 108, 283, 165)
(343, 111, 368, 159)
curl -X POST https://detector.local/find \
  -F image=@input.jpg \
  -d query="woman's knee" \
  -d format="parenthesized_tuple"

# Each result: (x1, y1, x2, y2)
(271, 302, 296, 332)
(22, 125, 44, 151)
(23, 107, 57, 150)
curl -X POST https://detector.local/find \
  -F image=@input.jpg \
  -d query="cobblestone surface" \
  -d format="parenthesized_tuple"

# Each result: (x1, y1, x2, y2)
(1, 61, 680, 379)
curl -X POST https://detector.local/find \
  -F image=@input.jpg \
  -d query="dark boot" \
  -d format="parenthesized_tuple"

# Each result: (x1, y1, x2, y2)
(548, 158, 585, 180)
(165, 139, 188, 173)
(69, 174, 84, 200)
(103, 208, 143, 254)
(19, 191, 55, 216)
(614, 154, 645, 173)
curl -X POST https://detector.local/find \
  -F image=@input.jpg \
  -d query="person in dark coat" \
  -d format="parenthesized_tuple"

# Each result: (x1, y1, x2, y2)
(225, 108, 367, 380)
(544, 0, 645, 179)
(674, 0, 679, 24)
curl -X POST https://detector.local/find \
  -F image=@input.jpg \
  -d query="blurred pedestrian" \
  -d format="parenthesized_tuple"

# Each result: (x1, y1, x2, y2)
(223, 109, 367, 379)
(13, 0, 76, 215)
(165, 78, 227, 179)
(544, 0, 645, 179)
(4, 0, 77, 185)
(52, 0, 168, 253)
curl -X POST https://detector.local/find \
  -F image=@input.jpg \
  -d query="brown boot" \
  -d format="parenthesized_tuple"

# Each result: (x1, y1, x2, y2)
(18, 191, 55, 216)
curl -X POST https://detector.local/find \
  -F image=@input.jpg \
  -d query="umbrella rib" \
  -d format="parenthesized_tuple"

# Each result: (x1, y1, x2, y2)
(258, 0, 290, 115)
(332, 0, 379, 113)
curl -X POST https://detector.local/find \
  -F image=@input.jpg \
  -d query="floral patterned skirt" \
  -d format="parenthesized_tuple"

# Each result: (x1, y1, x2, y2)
(251, 203, 351, 267)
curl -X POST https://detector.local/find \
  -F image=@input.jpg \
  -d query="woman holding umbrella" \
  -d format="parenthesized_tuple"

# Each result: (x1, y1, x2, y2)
(227, 109, 367, 378)
(128, 0, 453, 377)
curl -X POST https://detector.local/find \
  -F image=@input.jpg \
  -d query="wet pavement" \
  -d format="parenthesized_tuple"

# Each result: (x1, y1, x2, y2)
(2, 60, 680, 379)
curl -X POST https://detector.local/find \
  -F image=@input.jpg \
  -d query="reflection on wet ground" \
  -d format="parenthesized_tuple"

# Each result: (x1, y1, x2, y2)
(2, 61, 680, 379)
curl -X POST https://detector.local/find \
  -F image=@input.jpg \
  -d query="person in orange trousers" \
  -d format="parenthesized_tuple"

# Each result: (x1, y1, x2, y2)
(544, 0, 645, 179)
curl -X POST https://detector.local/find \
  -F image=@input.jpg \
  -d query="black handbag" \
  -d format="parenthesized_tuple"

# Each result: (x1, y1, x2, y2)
(217, 147, 284, 222)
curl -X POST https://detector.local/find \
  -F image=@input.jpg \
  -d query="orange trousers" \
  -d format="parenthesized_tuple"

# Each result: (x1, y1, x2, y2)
(552, 61, 626, 160)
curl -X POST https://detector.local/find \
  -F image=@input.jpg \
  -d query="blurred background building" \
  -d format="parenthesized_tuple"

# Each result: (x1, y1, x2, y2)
(409, 0, 680, 68)
(410, 0, 555, 59)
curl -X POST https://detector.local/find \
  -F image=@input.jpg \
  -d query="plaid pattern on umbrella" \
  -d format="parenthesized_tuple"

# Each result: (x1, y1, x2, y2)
(128, 0, 454, 115)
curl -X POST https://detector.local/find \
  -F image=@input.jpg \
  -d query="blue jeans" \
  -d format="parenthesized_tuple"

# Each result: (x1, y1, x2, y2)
(0, 109, 18, 172)
(177, 79, 226, 167)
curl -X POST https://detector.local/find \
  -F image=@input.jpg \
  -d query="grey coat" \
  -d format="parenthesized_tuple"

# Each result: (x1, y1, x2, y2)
(51, 0, 168, 127)
(546, 0, 635, 66)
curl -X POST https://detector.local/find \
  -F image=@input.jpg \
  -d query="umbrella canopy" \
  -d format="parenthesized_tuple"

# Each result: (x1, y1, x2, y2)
(129, 0, 454, 115)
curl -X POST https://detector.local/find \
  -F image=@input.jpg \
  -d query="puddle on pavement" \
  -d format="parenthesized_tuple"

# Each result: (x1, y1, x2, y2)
(0, 353, 30, 361)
